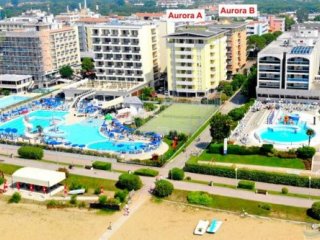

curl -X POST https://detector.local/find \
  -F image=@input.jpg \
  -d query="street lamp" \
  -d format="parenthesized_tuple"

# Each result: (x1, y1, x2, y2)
(309, 176, 312, 199)
(235, 168, 238, 188)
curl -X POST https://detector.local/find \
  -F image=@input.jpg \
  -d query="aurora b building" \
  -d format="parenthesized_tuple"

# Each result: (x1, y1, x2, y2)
(257, 30, 320, 102)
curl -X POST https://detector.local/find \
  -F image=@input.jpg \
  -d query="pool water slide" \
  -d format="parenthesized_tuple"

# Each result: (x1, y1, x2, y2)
(22, 116, 38, 139)
(70, 89, 96, 109)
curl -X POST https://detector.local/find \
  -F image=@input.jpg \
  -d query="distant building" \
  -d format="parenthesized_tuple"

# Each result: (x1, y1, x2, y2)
(0, 74, 33, 93)
(256, 30, 320, 102)
(133, 12, 165, 20)
(246, 20, 268, 36)
(156, 0, 194, 8)
(166, 29, 227, 97)
(0, 26, 80, 86)
(267, 15, 285, 32)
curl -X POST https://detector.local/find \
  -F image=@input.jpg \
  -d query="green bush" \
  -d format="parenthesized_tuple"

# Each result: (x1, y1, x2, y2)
(92, 161, 112, 171)
(228, 107, 246, 121)
(275, 150, 297, 159)
(116, 173, 142, 191)
(143, 102, 156, 112)
(208, 144, 223, 154)
(228, 145, 260, 155)
(260, 144, 274, 155)
(187, 191, 213, 206)
(114, 189, 129, 203)
(281, 187, 289, 194)
(153, 179, 174, 198)
(259, 203, 271, 211)
(69, 181, 87, 192)
(69, 195, 77, 205)
(184, 161, 320, 188)
(296, 146, 316, 159)
(134, 168, 159, 177)
(9, 192, 21, 203)
(0, 177, 4, 185)
(17, 146, 44, 160)
(238, 180, 255, 190)
(185, 176, 192, 181)
(57, 167, 69, 178)
(169, 168, 185, 180)
(99, 195, 107, 205)
(106, 198, 121, 207)
(311, 202, 320, 220)
(94, 187, 101, 195)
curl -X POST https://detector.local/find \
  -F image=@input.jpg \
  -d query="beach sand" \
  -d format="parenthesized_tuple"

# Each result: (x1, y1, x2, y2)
(0, 200, 120, 240)
(111, 200, 309, 240)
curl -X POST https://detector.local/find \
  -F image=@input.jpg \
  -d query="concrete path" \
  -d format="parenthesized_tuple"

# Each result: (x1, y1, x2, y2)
(312, 152, 320, 173)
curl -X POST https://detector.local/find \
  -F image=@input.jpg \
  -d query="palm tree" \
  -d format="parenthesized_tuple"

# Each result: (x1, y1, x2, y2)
(306, 128, 315, 146)
(36, 125, 43, 137)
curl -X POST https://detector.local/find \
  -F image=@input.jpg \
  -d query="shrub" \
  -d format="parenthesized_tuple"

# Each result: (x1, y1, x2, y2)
(185, 176, 192, 181)
(17, 146, 43, 160)
(187, 191, 213, 206)
(184, 161, 320, 188)
(281, 187, 288, 194)
(78, 201, 86, 208)
(237, 180, 255, 190)
(99, 195, 107, 205)
(260, 144, 274, 155)
(106, 198, 121, 209)
(134, 168, 159, 177)
(143, 102, 156, 112)
(169, 168, 185, 180)
(259, 203, 271, 211)
(92, 161, 112, 171)
(69, 195, 77, 205)
(153, 179, 174, 198)
(296, 146, 316, 159)
(69, 181, 87, 192)
(0, 177, 4, 185)
(57, 167, 69, 178)
(116, 173, 142, 191)
(94, 187, 101, 195)
(228, 145, 260, 155)
(208, 144, 223, 154)
(228, 107, 246, 121)
(275, 150, 297, 159)
(9, 192, 21, 203)
(311, 202, 320, 220)
(114, 189, 129, 203)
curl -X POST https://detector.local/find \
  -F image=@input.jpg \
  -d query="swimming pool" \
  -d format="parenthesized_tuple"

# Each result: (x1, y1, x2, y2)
(0, 110, 148, 153)
(259, 123, 313, 144)
(0, 95, 30, 109)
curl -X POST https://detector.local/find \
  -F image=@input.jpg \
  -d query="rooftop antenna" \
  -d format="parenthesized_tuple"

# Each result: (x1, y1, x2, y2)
(96, 5, 99, 11)
(67, 5, 69, 13)
(84, 0, 87, 9)
(79, 3, 82, 10)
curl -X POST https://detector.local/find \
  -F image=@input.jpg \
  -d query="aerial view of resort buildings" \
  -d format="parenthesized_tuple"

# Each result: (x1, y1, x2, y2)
(3, 0, 320, 239)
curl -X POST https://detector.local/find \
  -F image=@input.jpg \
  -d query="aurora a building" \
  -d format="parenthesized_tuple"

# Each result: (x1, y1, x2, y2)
(257, 29, 320, 102)
(166, 29, 227, 97)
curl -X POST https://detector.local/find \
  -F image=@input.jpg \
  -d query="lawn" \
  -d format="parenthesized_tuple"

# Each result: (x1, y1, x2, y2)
(139, 104, 217, 135)
(0, 163, 22, 175)
(197, 150, 305, 169)
(166, 190, 316, 222)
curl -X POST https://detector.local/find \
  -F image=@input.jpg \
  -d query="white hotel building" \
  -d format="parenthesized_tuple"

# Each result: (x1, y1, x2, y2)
(256, 29, 320, 102)
(91, 21, 162, 88)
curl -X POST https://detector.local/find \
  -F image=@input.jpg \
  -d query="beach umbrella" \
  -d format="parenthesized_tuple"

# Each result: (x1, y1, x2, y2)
(16, 182, 20, 191)
(4, 128, 11, 133)
(29, 184, 33, 193)
(11, 128, 18, 134)
(64, 142, 71, 146)
(71, 144, 79, 147)
(42, 186, 47, 194)
(78, 144, 85, 148)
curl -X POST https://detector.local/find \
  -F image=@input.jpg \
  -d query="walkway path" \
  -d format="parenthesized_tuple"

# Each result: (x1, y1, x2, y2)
(312, 152, 320, 173)
(99, 187, 150, 240)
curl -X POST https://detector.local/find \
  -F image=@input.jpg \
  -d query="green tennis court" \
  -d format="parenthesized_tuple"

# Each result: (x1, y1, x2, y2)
(139, 104, 218, 135)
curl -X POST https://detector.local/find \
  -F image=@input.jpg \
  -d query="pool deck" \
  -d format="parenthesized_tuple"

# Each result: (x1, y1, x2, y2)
(231, 102, 320, 150)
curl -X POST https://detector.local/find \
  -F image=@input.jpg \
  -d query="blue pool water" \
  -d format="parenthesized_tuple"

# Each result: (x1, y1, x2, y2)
(0, 110, 147, 152)
(259, 123, 312, 143)
(0, 96, 30, 109)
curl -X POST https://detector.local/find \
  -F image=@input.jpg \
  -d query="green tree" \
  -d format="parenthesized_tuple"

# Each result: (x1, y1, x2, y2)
(297, 8, 308, 23)
(153, 179, 174, 198)
(59, 65, 74, 79)
(210, 113, 233, 143)
(242, 66, 257, 98)
(306, 128, 315, 146)
(36, 125, 43, 136)
(81, 57, 94, 72)
(314, 16, 320, 21)
(248, 35, 266, 50)
(116, 173, 142, 191)
(140, 87, 154, 100)
(262, 33, 276, 45)
(283, 16, 295, 31)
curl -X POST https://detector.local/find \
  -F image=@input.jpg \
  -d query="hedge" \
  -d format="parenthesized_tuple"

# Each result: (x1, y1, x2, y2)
(184, 161, 320, 188)
(169, 168, 185, 180)
(92, 161, 112, 171)
(17, 146, 44, 160)
(153, 179, 174, 198)
(187, 191, 213, 206)
(311, 202, 320, 220)
(208, 144, 260, 155)
(134, 168, 159, 177)
(114, 189, 129, 203)
(296, 146, 316, 159)
(237, 180, 255, 190)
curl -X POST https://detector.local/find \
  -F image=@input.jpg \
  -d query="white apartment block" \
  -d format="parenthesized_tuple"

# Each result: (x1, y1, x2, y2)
(156, 0, 194, 8)
(257, 30, 320, 102)
(246, 20, 269, 36)
(91, 21, 161, 87)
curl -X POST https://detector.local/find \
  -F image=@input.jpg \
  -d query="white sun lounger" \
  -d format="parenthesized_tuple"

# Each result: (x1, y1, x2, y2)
(194, 220, 209, 235)
(207, 219, 223, 234)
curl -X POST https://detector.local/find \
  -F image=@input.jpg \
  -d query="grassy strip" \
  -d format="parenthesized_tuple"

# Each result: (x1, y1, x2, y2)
(168, 107, 219, 161)
(167, 189, 317, 223)
(64, 174, 118, 192)
(198, 151, 305, 170)
(0, 162, 22, 175)
(184, 178, 320, 201)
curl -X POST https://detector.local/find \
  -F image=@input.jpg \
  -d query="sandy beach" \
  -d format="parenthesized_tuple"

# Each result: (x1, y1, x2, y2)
(0, 200, 120, 240)
(111, 200, 309, 240)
